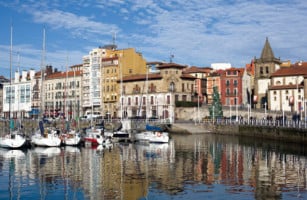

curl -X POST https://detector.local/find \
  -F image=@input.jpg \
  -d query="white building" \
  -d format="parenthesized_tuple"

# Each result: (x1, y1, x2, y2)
(82, 45, 116, 114)
(3, 69, 36, 118)
(268, 62, 307, 114)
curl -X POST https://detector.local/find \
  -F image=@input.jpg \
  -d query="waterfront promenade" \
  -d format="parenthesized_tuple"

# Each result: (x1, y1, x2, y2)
(1, 117, 307, 144)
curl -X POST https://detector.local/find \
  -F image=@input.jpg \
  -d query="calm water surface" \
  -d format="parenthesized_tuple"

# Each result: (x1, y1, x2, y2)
(0, 133, 306, 200)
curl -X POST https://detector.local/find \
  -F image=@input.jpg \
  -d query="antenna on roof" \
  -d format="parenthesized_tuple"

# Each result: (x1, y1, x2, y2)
(169, 54, 174, 63)
(112, 32, 116, 46)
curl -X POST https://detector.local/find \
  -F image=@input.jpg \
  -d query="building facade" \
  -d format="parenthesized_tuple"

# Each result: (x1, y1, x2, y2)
(254, 37, 281, 109)
(0, 76, 9, 118)
(3, 69, 36, 118)
(120, 63, 196, 123)
(82, 46, 147, 118)
(101, 48, 147, 118)
(220, 68, 244, 107)
(43, 65, 82, 119)
(268, 61, 307, 114)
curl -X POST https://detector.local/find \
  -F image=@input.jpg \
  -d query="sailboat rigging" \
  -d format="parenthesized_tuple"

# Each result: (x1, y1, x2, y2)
(31, 27, 61, 147)
(0, 25, 26, 149)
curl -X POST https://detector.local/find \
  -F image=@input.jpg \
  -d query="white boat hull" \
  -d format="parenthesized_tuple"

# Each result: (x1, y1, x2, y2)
(63, 136, 81, 146)
(62, 131, 81, 146)
(31, 130, 61, 147)
(0, 133, 26, 149)
(84, 128, 109, 146)
(134, 131, 169, 143)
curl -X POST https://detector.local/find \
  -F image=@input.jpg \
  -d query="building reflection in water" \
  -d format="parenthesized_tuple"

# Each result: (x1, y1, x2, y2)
(0, 134, 306, 200)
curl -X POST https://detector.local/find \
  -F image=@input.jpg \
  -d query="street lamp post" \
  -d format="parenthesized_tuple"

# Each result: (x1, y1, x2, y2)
(264, 102, 267, 120)
(282, 102, 285, 126)
(296, 77, 299, 114)
(197, 94, 200, 123)
(229, 104, 231, 121)
(213, 105, 215, 124)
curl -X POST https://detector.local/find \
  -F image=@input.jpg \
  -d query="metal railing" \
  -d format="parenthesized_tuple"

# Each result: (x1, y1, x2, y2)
(201, 118, 307, 129)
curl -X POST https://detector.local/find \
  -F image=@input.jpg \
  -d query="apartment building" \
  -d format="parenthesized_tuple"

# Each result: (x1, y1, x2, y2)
(3, 69, 36, 118)
(220, 67, 244, 106)
(82, 45, 147, 118)
(0, 76, 9, 117)
(43, 65, 82, 119)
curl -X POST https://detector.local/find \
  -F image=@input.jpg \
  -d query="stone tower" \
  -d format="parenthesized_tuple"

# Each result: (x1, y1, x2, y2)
(254, 37, 281, 109)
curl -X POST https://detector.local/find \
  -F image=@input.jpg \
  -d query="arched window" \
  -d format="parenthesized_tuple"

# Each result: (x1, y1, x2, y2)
(169, 82, 175, 92)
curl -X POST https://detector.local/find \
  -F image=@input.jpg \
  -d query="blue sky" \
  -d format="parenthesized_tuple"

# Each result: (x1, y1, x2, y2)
(0, 0, 307, 78)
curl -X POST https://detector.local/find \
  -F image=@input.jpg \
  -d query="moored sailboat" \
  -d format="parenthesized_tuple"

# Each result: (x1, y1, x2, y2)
(0, 26, 26, 149)
(31, 121, 61, 147)
(134, 124, 169, 143)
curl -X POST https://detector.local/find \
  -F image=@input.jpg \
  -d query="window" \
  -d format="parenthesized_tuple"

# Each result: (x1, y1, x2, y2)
(226, 88, 230, 95)
(260, 67, 263, 74)
(143, 96, 146, 105)
(26, 85, 31, 103)
(266, 67, 269, 73)
(169, 82, 175, 92)
(182, 83, 185, 92)
(226, 98, 230, 105)
(167, 95, 170, 104)
(234, 80, 238, 87)
(135, 97, 138, 105)
(226, 80, 230, 86)
(20, 85, 25, 103)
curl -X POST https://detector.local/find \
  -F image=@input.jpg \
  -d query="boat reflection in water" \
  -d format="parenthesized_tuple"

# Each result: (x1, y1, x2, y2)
(0, 133, 307, 199)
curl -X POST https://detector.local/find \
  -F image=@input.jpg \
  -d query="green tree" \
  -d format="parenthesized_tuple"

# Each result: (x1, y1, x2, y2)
(209, 86, 223, 119)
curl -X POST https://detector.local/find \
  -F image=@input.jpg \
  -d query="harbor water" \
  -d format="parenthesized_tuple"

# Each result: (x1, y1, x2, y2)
(0, 133, 306, 200)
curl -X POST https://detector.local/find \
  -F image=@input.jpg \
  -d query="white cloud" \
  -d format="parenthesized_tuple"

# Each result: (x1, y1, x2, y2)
(1, 0, 307, 77)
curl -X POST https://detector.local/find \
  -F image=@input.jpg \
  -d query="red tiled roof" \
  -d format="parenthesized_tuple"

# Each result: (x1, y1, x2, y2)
(180, 74, 197, 79)
(183, 66, 212, 74)
(45, 70, 82, 79)
(122, 73, 161, 82)
(271, 62, 307, 77)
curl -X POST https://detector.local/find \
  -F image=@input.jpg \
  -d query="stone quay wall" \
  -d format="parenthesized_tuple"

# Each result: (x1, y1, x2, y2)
(213, 124, 307, 144)
(175, 106, 294, 121)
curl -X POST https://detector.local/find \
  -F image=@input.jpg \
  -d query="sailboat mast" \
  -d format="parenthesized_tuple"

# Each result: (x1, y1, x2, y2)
(145, 65, 149, 123)
(40, 28, 46, 118)
(9, 25, 12, 120)
(120, 51, 123, 121)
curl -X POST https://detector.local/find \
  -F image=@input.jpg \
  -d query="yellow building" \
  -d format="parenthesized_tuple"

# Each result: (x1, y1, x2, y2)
(100, 48, 147, 118)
